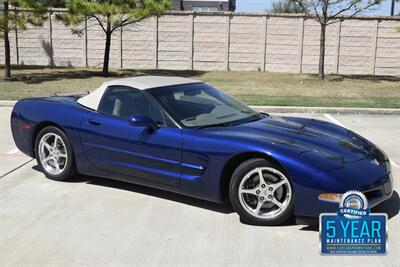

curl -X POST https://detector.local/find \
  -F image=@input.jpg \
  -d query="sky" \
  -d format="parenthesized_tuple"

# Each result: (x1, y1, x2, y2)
(236, 0, 400, 16)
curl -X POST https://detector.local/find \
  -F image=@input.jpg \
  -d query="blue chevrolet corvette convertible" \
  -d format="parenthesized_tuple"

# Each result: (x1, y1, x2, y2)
(11, 76, 393, 225)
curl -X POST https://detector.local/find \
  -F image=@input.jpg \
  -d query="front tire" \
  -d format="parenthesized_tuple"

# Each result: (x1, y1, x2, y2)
(34, 126, 77, 181)
(229, 158, 294, 226)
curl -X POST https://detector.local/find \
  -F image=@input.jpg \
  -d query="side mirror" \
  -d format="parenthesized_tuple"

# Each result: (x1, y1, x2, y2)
(128, 115, 159, 131)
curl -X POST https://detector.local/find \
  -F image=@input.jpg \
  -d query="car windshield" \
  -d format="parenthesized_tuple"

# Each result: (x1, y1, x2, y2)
(148, 83, 263, 128)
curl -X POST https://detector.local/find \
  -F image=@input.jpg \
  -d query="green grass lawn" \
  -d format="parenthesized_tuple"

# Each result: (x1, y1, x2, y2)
(1, 66, 399, 108)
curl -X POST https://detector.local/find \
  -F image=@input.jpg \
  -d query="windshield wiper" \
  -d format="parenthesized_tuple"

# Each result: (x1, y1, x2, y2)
(195, 122, 232, 129)
(194, 113, 266, 129)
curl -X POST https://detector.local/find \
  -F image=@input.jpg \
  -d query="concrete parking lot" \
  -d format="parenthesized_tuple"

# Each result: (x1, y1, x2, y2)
(0, 106, 399, 266)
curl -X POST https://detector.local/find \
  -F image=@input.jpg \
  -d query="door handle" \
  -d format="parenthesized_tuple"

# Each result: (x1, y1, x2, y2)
(87, 119, 102, 126)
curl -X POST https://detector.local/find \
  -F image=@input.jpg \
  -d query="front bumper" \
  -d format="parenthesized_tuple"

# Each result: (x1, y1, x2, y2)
(292, 133, 394, 219)
(293, 159, 393, 218)
(364, 173, 393, 208)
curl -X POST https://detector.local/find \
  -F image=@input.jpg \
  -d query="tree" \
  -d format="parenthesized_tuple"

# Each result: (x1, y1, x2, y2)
(270, 0, 308, 13)
(58, 0, 170, 76)
(0, 1, 47, 80)
(42, 0, 66, 8)
(390, 0, 399, 16)
(291, 0, 381, 79)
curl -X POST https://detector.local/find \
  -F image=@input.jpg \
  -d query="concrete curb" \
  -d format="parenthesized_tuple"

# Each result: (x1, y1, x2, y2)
(0, 100, 398, 115)
(0, 101, 17, 107)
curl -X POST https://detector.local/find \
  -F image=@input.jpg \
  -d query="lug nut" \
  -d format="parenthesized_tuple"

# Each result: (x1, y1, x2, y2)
(260, 197, 264, 201)
(269, 187, 273, 191)
(268, 195, 273, 199)
(256, 190, 260, 194)
(261, 184, 266, 188)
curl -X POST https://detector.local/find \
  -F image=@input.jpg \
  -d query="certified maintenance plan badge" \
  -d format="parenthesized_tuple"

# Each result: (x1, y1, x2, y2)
(320, 191, 388, 255)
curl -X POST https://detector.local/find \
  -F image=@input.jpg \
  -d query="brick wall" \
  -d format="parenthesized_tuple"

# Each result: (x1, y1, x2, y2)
(1, 11, 399, 75)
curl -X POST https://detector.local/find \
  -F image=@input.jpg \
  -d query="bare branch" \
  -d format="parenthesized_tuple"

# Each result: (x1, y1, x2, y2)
(346, 2, 380, 18)
(327, 2, 355, 22)
(311, 2, 323, 25)
(110, 17, 131, 32)
(291, 0, 324, 24)
(111, 17, 146, 32)
(89, 15, 107, 34)
(119, 18, 143, 28)
(327, 1, 380, 23)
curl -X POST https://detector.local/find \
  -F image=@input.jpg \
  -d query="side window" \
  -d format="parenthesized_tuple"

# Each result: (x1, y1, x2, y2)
(98, 86, 165, 125)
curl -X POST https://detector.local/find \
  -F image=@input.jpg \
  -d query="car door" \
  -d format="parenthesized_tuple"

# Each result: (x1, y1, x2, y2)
(80, 85, 182, 188)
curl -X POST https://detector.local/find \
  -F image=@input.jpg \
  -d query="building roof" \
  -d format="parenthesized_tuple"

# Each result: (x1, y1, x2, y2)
(77, 76, 200, 110)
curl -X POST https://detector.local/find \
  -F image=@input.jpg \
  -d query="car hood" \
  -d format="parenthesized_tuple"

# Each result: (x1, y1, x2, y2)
(205, 115, 375, 166)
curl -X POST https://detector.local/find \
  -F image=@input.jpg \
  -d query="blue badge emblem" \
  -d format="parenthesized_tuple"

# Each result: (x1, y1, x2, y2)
(320, 190, 387, 255)
(338, 190, 370, 219)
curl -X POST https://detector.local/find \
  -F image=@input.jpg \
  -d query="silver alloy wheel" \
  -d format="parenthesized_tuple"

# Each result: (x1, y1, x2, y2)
(238, 167, 292, 219)
(38, 133, 68, 175)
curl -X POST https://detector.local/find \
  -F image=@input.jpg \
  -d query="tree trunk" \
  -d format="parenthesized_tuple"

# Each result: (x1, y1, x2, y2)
(102, 30, 112, 76)
(3, 1, 11, 80)
(318, 23, 326, 80)
(390, 0, 395, 16)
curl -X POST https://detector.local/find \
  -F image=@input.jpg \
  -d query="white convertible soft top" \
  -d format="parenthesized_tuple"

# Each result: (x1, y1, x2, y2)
(77, 76, 201, 110)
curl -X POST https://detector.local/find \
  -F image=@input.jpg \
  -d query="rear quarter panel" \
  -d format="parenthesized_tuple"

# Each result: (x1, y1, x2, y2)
(11, 97, 89, 173)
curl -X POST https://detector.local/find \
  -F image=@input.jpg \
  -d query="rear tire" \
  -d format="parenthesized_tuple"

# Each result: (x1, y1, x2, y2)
(229, 158, 294, 226)
(34, 126, 77, 181)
